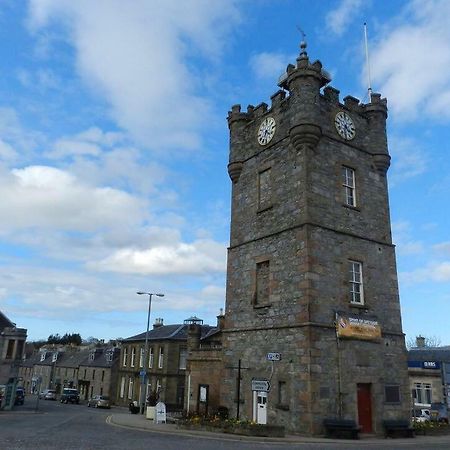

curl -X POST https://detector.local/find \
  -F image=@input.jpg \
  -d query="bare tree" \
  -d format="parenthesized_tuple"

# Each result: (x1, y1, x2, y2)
(406, 335, 442, 349)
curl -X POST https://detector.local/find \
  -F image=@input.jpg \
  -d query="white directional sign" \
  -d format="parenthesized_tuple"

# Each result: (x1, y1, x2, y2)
(251, 379, 270, 392)
(267, 352, 281, 361)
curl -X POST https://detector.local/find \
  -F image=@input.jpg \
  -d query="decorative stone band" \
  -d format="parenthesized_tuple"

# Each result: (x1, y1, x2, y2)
(372, 153, 391, 175)
(289, 123, 322, 152)
(227, 161, 244, 183)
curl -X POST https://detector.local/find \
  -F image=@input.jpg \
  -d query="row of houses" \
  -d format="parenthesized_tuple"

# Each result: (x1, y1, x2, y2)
(7, 308, 449, 416)
(16, 314, 222, 411)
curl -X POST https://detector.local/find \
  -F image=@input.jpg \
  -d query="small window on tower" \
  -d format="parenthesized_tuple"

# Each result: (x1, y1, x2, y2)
(258, 168, 272, 210)
(349, 260, 364, 305)
(385, 385, 400, 404)
(342, 166, 356, 207)
(255, 260, 270, 305)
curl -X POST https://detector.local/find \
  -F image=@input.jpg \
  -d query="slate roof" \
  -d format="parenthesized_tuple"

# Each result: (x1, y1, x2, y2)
(0, 310, 14, 331)
(79, 347, 120, 368)
(124, 324, 218, 342)
(23, 346, 120, 369)
(408, 347, 450, 363)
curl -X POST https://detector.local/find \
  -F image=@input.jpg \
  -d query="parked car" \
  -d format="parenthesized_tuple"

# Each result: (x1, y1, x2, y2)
(60, 388, 80, 404)
(15, 388, 25, 405)
(87, 395, 111, 409)
(412, 408, 431, 422)
(39, 389, 57, 400)
(430, 402, 449, 423)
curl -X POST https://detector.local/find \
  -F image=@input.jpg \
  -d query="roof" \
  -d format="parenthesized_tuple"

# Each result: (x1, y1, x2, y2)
(408, 347, 450, 363)
(23, 345, 120, 369)
(79, 347, 120, 368)
(0, 310, 14, 331)
(124, 323, 218, 342)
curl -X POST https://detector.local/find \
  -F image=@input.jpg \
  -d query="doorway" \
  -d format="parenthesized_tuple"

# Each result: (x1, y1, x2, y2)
(357, 383, 373, 433)
(255, 391, 267, 424)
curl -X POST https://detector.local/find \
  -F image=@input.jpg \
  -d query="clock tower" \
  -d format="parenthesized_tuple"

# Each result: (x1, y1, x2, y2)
(222, 41, 410, 435)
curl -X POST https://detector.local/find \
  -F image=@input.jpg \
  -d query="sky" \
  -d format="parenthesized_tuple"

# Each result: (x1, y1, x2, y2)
(0, 0, 449, 344)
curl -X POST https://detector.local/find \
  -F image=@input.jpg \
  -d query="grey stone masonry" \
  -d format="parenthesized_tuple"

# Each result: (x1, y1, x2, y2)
(222, 42, 410, 435)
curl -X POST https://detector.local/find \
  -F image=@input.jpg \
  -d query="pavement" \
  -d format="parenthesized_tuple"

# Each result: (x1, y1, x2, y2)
(107, 412, 450, 446)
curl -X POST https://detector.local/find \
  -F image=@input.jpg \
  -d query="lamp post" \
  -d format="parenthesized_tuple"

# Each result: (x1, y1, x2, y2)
(136, 291, 164, 414)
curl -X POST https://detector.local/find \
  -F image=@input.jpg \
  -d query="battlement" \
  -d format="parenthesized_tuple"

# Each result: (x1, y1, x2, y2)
(363, 92, 388, 118)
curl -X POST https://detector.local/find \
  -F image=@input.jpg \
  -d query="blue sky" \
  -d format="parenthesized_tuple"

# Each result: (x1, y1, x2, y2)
(0, 0, 449, 343)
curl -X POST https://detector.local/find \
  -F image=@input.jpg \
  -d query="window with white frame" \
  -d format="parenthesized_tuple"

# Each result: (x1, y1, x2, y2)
(122, 348, 128, 367)
(130, 347, 136, 367)
(413, 382, 432, 405)
(120, 377, 125, 398)
(342, 166, 356, 207)
(149, 348, 154, 368)
(128, 378, 134, 399)
(349, 260, 364, 304)
(158, 347, 164, 369)
(179, 348, 187, 370)
(139, 347, 144, 368)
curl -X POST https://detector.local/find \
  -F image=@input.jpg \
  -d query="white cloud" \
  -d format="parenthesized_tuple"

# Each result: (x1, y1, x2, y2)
(0, 139, 18, 161)
(0, 107, 42, 157)
(48, 139, 101, 159)
(0, 165, 146, 232)
(371, 0, 450, 120)
(389, 136, 427, 184)
(325, 0, 363, 36)
(250, 52, 291, 81)
(27, 0, 240, 150)
(391, 220, 424, 255)
(89, 239, 226, 276)
(401, 261, 450, 284)
(433, 242, 450, 255)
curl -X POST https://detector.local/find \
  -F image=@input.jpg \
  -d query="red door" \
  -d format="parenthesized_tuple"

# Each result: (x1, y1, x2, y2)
(357, 383, 373, 433)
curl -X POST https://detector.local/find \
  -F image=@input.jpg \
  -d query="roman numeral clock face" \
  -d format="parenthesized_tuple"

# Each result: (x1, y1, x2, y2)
(334, 111, 356, 140)
(257, 117, 276, 146)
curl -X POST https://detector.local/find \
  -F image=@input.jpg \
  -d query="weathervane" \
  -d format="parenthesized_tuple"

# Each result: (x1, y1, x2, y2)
(296, 25, 307, 57)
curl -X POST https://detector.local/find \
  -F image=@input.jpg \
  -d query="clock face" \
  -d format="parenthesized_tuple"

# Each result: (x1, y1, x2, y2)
(257, 117, 276, 146)
(334, 111, 356, 140)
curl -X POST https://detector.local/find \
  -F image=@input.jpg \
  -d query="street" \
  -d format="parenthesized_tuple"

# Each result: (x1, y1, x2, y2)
(2, 397, 450, 449)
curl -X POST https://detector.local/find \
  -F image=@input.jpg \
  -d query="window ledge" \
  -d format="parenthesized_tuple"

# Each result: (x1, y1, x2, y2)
(257, 204, 273, 214)
(276, 404, 290, 411)
(349, 302, 367, 309)
(342, 204, 361, 212)
(253, 303, 272, 309)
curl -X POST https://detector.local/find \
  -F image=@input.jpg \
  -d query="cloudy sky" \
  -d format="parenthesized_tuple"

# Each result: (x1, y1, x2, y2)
(1, 0, 449, 343)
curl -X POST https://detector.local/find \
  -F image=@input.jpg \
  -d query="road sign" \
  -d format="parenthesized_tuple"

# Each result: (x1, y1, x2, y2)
(267, 352, 281, 361)
(139, 370, 146, 379)
(251, 379, 270, 392)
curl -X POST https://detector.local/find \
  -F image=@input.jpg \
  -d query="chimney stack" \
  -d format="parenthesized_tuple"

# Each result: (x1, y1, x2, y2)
(416, 335, 426, 348)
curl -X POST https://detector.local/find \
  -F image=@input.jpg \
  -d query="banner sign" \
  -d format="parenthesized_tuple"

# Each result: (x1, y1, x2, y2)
(336, 313, 381, 341)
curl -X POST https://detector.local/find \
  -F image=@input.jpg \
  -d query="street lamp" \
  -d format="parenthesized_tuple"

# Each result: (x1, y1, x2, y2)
(136, 291, 164, 414)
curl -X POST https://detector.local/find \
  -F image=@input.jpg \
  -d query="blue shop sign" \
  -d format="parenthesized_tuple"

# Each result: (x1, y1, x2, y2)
(408, 360, 440, 369)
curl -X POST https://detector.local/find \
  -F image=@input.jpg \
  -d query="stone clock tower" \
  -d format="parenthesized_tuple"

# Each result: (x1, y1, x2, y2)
(222, 42, 410, 435)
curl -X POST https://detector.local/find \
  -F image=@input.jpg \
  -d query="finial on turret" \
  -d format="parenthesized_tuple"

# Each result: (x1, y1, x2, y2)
(297, 26, 308, 59)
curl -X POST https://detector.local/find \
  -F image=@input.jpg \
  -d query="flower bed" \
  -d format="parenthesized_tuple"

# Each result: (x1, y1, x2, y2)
(178, 416, 285, 438)
(413, 421, 450, 436)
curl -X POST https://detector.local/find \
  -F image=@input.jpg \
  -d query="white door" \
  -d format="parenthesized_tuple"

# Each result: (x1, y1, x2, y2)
(256, 391, 267, 424)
